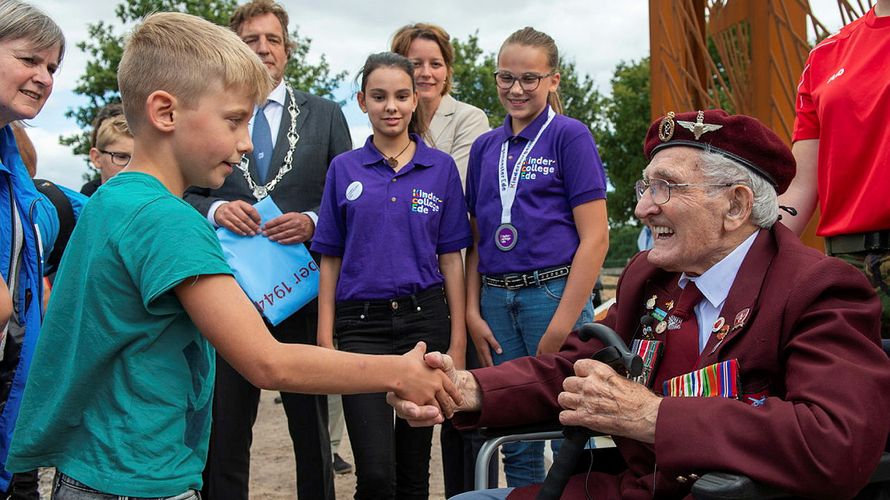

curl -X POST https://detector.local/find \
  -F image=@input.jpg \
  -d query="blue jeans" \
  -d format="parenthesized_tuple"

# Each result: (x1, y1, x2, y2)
(52, 472, 199, 500)
(480, 276, 594, 487)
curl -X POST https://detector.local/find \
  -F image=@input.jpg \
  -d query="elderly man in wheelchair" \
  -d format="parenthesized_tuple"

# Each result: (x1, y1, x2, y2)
(389, 110, 890, 499)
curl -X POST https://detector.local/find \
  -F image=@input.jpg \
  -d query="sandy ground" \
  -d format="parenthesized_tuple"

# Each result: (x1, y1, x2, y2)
(39, 278, 618, 499)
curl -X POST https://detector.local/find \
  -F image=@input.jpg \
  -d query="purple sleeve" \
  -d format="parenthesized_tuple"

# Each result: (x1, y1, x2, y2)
(309, 158, 346, 256)
(436, 159, 472, 254)
(559, 122, 607, 208)
(465, 139, 482, 217)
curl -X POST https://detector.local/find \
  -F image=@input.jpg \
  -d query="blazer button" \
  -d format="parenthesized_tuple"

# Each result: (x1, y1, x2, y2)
(689, 473, 700, 481)
(676, 475, 688, 483)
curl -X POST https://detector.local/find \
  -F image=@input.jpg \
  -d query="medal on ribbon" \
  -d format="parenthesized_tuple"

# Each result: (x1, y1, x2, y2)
(631, 338, 664, 388)
(494, 108, 556, 252)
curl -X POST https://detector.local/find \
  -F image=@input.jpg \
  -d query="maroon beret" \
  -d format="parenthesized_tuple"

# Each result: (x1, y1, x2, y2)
(643, 109, 796, 195)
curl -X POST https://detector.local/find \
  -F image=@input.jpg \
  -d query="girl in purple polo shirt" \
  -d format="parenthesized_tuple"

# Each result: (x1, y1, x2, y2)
(312, 52, 472, 500)
(464, 27, 609, 486)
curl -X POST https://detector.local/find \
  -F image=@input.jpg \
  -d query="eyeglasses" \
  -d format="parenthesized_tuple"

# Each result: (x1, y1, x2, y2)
(635, 178, 736, 205)
(493, 71, 555, 91)
(98, 150, 132, 167)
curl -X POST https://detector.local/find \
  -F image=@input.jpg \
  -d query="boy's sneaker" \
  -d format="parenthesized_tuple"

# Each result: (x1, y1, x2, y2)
(333, 453, 353, 475)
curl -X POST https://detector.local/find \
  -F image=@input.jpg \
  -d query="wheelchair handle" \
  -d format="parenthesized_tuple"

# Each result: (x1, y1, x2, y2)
(579, 322, 643, 378)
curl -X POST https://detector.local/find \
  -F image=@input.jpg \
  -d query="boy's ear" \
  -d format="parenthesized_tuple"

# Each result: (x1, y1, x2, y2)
(145, 90, 177, 132)
(88, 147, 101, 169)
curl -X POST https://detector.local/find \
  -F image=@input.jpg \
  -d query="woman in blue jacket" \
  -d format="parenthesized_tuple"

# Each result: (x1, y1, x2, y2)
(0, 1, 86, 495)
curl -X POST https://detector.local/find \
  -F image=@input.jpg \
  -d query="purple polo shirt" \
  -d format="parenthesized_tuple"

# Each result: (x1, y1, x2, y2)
(466, 107, 607, 275)
(312, 134, 472, 301)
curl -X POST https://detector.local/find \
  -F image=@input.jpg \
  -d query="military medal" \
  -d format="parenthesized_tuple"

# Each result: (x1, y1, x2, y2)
(663, 359, 741, 399)
(495, 108, 555, 252)
(631, 338, 664, 388)
(646, 295, 657, 310)
(494, 223, 518, 251)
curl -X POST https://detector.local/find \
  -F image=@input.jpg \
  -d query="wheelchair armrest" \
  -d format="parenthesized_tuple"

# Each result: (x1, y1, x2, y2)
(691, 453, 890, 499)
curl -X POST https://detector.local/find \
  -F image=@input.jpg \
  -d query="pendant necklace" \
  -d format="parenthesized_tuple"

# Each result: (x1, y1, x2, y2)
(381, 139, 412, 168)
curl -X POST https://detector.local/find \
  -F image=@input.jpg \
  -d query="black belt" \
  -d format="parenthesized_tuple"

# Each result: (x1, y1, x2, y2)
(825, 231, 890, 255)
(337, 286, 443, 314)
(482, 265, 571, 291)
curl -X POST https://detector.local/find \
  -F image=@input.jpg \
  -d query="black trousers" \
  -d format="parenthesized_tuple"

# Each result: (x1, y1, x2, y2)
(202, 304, 333, 500)
(336, 287, 451, 500)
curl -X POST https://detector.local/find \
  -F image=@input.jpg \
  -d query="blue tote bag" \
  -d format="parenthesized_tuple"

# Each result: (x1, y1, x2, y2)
(216, 196, 319, 325)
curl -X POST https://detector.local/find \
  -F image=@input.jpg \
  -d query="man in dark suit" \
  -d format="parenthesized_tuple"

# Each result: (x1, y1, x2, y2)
(185, 1, 350, 498)
(390, 110, 890, 499)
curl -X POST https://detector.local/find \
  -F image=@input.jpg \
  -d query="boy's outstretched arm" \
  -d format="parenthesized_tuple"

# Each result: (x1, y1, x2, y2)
(0, 277, 11, 331)
(175, 274, 462, 409)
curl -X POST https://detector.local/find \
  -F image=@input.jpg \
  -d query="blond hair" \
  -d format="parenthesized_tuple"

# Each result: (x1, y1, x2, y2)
(230, 0, 294, 56)
(94, 114, 132, 150)
(118, 12, 272, 132)
(499, 27, 563, 114)
(391, 23, 454, 96)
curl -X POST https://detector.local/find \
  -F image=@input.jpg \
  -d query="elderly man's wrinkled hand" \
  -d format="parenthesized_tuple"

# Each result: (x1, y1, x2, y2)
(387, 342, 462, 426)
(558, 359, 662, 444)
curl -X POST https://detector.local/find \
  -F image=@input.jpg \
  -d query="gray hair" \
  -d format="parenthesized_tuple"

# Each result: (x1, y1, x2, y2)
(698, 150, 778, 228)
(0, 0, 65, 63)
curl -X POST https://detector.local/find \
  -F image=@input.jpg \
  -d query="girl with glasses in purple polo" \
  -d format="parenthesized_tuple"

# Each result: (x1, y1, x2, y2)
(464, 27, 609, 487)
(312, 52, 472, 500)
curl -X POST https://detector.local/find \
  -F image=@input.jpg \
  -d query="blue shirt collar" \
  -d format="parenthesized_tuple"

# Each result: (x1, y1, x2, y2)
(358, 133, 436, 168)
(678, 229, 761, 308)
(499, 105, 553, 141)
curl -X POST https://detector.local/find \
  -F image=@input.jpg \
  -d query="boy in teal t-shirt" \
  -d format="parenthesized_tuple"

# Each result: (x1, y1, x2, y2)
(6, 13, 459, 498)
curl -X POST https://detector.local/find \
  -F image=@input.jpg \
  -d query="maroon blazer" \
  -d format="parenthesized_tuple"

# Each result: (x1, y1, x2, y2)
(455, 225, 890, 499)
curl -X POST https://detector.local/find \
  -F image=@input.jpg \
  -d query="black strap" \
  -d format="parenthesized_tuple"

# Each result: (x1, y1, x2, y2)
(33, 178, 75, 271)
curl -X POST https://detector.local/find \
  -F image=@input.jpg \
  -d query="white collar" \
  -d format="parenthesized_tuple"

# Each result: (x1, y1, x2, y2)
(265, 80, 287, 108)
(679, 230, 760, 308)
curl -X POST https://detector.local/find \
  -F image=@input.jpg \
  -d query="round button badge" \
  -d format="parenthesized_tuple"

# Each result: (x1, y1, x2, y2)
(345, 181, 363, 201)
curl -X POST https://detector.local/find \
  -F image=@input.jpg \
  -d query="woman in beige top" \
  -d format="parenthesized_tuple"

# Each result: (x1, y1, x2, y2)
(392, 23, 490, 187)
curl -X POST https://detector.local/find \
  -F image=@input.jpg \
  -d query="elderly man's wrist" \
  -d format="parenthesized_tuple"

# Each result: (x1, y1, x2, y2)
(455, 370, 482, 413)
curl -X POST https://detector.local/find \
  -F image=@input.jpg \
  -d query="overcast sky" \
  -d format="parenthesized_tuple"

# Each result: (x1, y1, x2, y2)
(23, 0, 846, 189)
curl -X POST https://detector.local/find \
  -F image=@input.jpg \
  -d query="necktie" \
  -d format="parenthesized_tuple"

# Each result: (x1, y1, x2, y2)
(653, 281, 705, 389)
(252, 101, 273, 184)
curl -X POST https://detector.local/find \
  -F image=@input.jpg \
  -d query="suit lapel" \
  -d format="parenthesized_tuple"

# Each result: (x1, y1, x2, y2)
(426, 94, 457, 149)
(699, 229, 777, 362)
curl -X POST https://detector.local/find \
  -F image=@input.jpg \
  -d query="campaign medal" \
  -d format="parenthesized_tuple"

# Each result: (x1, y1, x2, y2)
(495, 223, 518, 251)
(646, 295, 657, 310)
(631, 338, 664, 388)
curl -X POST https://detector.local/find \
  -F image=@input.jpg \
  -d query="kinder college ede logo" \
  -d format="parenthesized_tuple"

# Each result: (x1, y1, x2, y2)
(411, 188, 441, 214)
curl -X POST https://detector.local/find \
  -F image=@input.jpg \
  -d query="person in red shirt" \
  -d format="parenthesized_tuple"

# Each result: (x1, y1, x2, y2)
(781, 0, 890, 337)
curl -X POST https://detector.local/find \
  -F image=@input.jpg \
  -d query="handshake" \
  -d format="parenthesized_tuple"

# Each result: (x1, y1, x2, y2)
(392, 344, 662, 444)
(388, 349, 482, 426)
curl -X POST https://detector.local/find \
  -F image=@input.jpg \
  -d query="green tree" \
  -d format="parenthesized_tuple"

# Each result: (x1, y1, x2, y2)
(595, 58, 651, 227)
(63, 0, 346, 179)
(450, 33, 500, 127)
